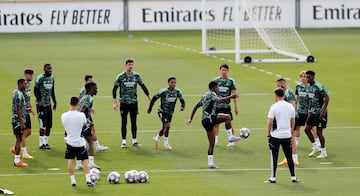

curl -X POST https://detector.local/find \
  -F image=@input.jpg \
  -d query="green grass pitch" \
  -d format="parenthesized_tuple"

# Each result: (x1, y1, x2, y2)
(0, 28, 359, 195)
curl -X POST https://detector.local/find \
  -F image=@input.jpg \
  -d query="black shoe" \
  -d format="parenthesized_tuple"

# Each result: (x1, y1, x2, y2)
(72, 183, 76, 187)
(87, 181, 95, 187)
(45, 144, 52, 149)
(264, 179, 276, 184)
(39, 144, 47, 150)
(292, 179, 298, 183)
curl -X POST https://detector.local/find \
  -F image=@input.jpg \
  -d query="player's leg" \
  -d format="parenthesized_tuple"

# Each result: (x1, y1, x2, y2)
(120, 103, 129, 148)
(85, 127, 100, 169)
(153, 112, 164, 149)
(316, 113, 327, 158)
(12, 123, 27, 167)
(37, 104, 47, 149)
(21, 114, 34, 159)
(214, 124, 220, 147)
(130, 103, 141, 147)
(265, 136, 279, 183)
(163, 121, 172, 150)
(65, 144, 76, 186)
(77, 145, 93, 186)
(92, 125, 108, 151)
(280, 138, 296, 182)
(305, 114, 321, 157)
(44, 106, 52, 149)
(216, 113, 240, 143)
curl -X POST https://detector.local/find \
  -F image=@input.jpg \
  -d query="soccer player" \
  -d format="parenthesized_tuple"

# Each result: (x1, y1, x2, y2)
(78, 82, 100, 169)
(185, 81, 240, 169)
(80, 75, 108, 152)
(11, 79, 28, 167)
(305, 70, 329, 158)
(275, 78, 300, 166)
(112, 58, 151, 148)
(61, 97, 94, 187)
(265, 88, 297, 183)
(148, 77, 185, 150)
(34, 63, 56, 149)
(212, 64, 239, 147)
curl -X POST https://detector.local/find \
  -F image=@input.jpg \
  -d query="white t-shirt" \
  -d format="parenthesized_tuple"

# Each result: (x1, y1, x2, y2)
(267, 100, 295, 139)
(61, 110, 86, 147)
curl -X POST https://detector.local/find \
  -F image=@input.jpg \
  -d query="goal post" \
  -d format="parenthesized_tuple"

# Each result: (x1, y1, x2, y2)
(201, 0, 315, 63)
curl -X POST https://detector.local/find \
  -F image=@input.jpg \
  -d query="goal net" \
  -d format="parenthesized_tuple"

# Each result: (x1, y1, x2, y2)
(201, 0, 315, 63)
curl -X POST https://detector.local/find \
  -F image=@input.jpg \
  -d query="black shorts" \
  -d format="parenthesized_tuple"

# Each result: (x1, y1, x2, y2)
(158, 112, 172, 124)
(295, 113, 308, 127)
(25, 113, 31, 129)
(215, 107, 233, 120)
(65, 144, 88, 160)
(12, 122, 24, 135)
(82, 124, 93, 137)
(201, 115, 217, 132)
(120, 103, 138, 116)
(36, 104, 52, 129)
(306, 112, 327, 129)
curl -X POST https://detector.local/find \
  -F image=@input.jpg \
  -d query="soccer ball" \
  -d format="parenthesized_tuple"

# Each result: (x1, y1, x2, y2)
(239, 128, 250, 138)
(90, 168, 101, 179)
(89, 173, 99, 184)
(107, 171, 120, 184)
(137, 171, 149, 183)
(124, 170, 138, 183)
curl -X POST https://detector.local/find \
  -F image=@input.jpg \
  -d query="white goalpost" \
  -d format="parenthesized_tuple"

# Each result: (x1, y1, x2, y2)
(201, 0, 315, 63)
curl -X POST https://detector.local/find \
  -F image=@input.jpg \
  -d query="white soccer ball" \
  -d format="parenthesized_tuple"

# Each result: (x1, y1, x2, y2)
(90, 168, 101, 179)
(107, 171, 120, 184)
(137, 171, 149, 183)
(239, 127, 250, 138)
(124, 170, 138, 183)
(89, 173, 99, 184)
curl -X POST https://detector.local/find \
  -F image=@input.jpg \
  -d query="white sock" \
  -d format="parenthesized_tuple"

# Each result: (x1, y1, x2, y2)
(85, 173, 90, 182)
(292, 154, 298, 162)
(44, 136, 49, 144)
(132, 138, 137, 144)
(312, 142, 319, 149)
(22, 147, 28, 155)
(215, 136, 218, 144)
(315, 138, 321, 147)
(291, 176, 297, 181)
(122, 139, 126, 144)
(321, 147, 326, 153)
(70, 175, 76, 184)
(295, 137, 300, 146)
(156, 134, 161, 141)
(164, 137, 169, 145)
(39, 136, 45, 146)
(14, 155, 20, 163)
(94, 140, 100, 148)
(76, 160, 82, 166)
(226, 129, 233, 139)
(89, 156, 94, 165)
(208, 155, 214, 165)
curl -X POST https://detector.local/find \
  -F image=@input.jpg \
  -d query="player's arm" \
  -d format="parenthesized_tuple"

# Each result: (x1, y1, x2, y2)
(179, 91, 185, 111)
(16, 103, 25, 130)
(185, 101, 201, 125)
(231, 89, 239, 115)
(112, 85, 119, 111)
(320, 93, 329, 119)
(139, 83, 151, 101)
(51, 83, 57, 110)
(34, 82, 42, 106)
(147, 95, 158, 113)
(216, 93, 237, 103)
(267, 118, 273, 138)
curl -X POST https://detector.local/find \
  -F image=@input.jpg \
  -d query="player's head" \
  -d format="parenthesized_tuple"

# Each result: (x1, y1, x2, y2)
(70, 96, 79, 106)
(276, 78, 287, 89)
(125, 58, 134, 72)
(85, 82, 97, 95)
(84, 75, 94, 83)
(168, 76, 176, 89)
(219, 64, 229, 77)
(17, 78, 26, 91)
(43, 63, 52, 77)
(208, 81, 218, 91)
(24, 68, 34, 81)
(305, 70, 316, 84)
(299, 70, 307, 83)
(274, 87, 285, 99)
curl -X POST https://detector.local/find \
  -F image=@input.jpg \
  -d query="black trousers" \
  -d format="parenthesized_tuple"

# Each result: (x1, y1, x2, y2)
(268, 136, 295, 178)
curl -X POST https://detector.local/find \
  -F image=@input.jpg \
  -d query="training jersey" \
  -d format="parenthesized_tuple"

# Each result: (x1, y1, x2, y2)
(79, 86, 86, 100)
(285, 88, 296, 104)
(308, 81, 327, 114)
(114, 71, 145, 104)
(61, 110, 86, 147)
(78, 94, 93, 125)
(11, 89, 26, 124)
(152, 88, 185, 115)
(212, 76, 236, 108)
(24, 80, 32, 110)
(267, 100, 295, 139)
(196, 91, 218, 121)
(295, 82, 310, 114)
(34, 74, 55, 106)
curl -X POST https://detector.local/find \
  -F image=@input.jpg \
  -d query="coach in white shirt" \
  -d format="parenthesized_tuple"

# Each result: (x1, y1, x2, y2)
(265, 88, 297, 184)
(61, 96, 94, 187)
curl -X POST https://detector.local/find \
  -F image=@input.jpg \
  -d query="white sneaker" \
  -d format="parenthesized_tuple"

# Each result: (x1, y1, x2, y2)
(208, 164, 219, 169)
(228, 136, 241, 143)
(96, 145, 108, 152)
(316, 151, 328, 158)
(121, 143, 127, 148)
(75, 164, 83, 170)
(89, 163, 101, 170)
(153, 137, 160, 149)
(226, 142, 235, 147)
(308, 148, 321, 157)
(164, 144, 172, 151)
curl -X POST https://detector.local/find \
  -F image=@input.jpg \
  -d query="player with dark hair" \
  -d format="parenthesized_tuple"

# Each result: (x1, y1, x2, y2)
(212, 64, 239, 147)
(11, 78, 28, 167)
(78, 82, 100, 169)
(34, 63, 56, 149)
(112, 58, 151, 148)
(148, 77, 185, 150)
(305, 70, 329, 158)
(185, 81, 240, 169)
(62, 96, 94, 187)
(265, 88, 297, 183)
